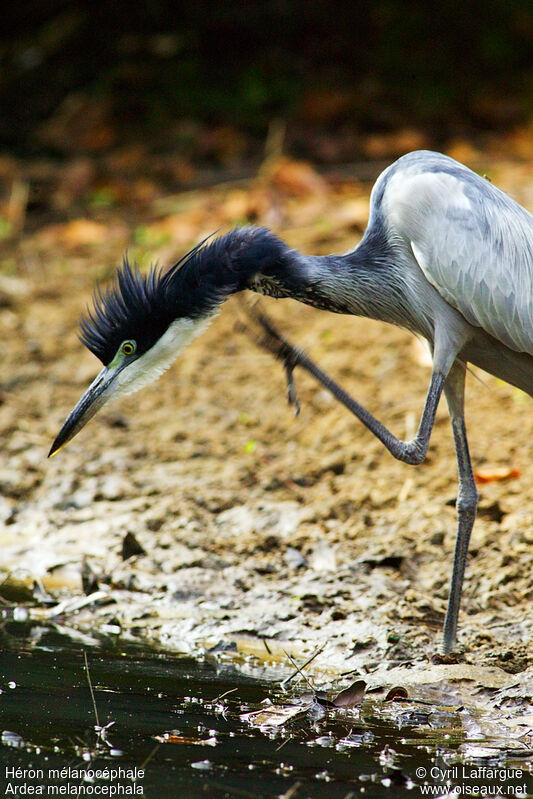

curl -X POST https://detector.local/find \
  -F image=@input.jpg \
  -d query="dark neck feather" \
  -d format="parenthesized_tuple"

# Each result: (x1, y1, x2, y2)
(180, 227, 427, 335)
(165, 226, 292, 316)
(180, 225, 417, 331)
(169, 227, 395, 319)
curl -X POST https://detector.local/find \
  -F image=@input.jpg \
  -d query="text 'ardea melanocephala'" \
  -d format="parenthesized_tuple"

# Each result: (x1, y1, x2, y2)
(50, 150, 533, 654)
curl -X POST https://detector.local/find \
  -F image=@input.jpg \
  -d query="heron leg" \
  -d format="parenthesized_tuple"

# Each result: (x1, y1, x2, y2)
(441, 364, 478, 653)
(252, 310, 445, 465)
(306, 363, 445, 465)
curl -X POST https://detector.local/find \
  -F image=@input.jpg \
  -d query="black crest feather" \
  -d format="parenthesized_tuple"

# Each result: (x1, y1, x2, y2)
(79, 228, 288, 366)
(79, 236, 213, 365)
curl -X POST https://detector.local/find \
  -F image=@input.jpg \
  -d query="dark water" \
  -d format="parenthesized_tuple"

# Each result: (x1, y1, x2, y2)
(0, 627, 531, 798)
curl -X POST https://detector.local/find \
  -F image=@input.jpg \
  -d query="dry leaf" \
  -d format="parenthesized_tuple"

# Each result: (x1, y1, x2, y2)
(331, 679, 367, 708)
(265, 157, 327, 197)
(241, 701, 310, 728)
(36, 219, 110, 248)
(474, 467, 521, 484)
(362, 128, 428, 159)
(384, 686, 409, 701)
(155, 733, 217, 746)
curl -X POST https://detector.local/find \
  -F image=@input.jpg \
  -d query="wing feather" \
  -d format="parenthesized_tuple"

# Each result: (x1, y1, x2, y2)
(384, 156, 533, 355)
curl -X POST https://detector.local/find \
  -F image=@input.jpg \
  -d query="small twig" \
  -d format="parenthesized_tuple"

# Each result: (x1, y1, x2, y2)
(212, 686, 239, 703)
(281, 651, 314, 691)
(279, 782, 302, 799)
(280, 645, 325, 690)
(275, 736, 292, 752)
(140, 743, 160, 771)
(83, 650, 100, 728)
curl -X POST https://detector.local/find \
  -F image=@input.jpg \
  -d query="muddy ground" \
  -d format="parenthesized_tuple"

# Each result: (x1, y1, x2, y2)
(0, 152, 532, 724)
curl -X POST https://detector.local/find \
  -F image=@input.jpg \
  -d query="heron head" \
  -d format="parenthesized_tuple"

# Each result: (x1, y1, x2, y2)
(48, 249, 215, 458)
(49, 227, 288, 457)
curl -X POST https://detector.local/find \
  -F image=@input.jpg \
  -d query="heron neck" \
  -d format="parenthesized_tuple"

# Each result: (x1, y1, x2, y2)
(248, 245, 389, 318)
(226, 228, 417, 332)
(169, 227, 399, 322)
(220, 229, 358, 312)
(166, 228, 290, 313)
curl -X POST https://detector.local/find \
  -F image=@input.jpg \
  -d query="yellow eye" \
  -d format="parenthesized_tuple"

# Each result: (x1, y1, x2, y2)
(121, 340, 136, 356)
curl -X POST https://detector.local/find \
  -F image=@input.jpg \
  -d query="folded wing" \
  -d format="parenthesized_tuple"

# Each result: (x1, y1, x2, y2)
(385, 163, 533, 356)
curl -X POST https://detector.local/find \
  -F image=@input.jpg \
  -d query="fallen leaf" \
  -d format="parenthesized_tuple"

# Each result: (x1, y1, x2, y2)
(297, 88, 354, 124)
(445, 139, 482, 164)
(264, 157, 327, 197)
(362, 128, 429, 159)
(460, 744, 504, 761)
(241, 700, 311, 728)
(474, 467, 521, 484)
(331, 679, 367, 709)
(155, 733, 217, 746)
(121, 531, 146, 561)
(430, 652, 460, 665)
(57, 219, 109, 247)
(385, 686, 409, 701)
(498, 715, 533, 732)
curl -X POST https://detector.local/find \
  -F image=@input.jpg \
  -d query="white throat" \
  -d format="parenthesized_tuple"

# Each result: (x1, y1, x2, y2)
(114, 316, 214, 399)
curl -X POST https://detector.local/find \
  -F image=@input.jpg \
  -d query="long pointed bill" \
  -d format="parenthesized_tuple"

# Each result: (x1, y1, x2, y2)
(48, 366, 118, 457)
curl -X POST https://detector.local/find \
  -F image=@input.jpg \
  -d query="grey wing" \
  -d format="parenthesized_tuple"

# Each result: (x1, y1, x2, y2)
(383, 164, 533, 355)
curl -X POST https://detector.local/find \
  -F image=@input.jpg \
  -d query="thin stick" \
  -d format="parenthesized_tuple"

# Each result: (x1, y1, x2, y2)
(140, 743, 160, 771)
(212, 686, 238, 703)
(276, 737, 292, 752)
(280, 645, 324, 690)
(279, 782, 302, 799)
(83, 650, 100, 728)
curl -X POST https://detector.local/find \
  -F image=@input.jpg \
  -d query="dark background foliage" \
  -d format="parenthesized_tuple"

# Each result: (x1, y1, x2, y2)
(2, 0, 533, 158)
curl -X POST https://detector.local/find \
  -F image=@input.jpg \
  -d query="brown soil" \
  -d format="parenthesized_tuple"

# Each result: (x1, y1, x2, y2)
(1, 155, 532, 717)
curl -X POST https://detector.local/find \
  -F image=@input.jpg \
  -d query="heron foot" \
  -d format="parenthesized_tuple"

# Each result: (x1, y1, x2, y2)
(284, 360, 301, 416)
(430, 651, 462, 665)
(242, 303, 304, 416)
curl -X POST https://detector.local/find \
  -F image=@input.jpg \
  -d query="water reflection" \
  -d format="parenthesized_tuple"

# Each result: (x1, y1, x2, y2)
(0, 627, 531, 798)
